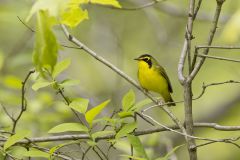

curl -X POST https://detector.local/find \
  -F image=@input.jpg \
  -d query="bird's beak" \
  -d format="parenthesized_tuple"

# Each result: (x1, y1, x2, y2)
(134, 57, 140, 61)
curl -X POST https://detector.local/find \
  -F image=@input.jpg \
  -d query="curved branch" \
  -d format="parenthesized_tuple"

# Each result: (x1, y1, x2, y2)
(0, 123, 239, 145)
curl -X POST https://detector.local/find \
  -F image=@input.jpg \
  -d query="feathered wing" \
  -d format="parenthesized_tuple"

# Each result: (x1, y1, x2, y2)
(156, 65, 173, 93)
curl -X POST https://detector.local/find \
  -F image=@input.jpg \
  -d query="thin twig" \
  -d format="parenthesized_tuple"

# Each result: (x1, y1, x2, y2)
(12, 70, 35, 134)
(136, 112, 155, 126)
(82, 146, 92, 160)
(1, 104, 15, 122)
(139, 112, 240, 150)
(93, 147, 104, 160)
(197, 54, 240, 63)
(189, 0, 225, 81)
(17, 16, 35, 32)
(196, 45, 240, 50)
(95, 145, 108, 160)
(57, 86, 85, 124)
(31, 145, 74, 160)
(193, 0, 202, 20)
(193, 80, 240, 100)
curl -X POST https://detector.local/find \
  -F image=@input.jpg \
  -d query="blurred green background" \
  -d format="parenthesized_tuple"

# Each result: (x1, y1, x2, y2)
(1, 0, 240, 159)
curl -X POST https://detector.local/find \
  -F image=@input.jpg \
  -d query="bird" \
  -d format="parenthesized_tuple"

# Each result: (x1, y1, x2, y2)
(134, 54, 176, 106)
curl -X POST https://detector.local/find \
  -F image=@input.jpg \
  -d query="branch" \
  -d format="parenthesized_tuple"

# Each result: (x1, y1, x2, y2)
(193, 80, 240, 100)
(193, 0, 202, 20)
(12, 70, 35, 133)
(196, 45, 240, 50)
(189, 0, 225, 82)
(197, 54, 240, 63)
(31, 145, 74, 160)
(60, 24, 188, 143)
(57, 88, 84, 124)
(0, 123, 239, 144)
(178, 0, 196, 84)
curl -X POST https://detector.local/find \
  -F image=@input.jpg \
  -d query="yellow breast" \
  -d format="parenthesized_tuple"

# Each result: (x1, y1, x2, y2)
(138, 61, 168, 95)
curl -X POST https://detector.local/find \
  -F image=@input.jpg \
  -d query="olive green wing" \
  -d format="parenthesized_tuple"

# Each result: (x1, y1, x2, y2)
(156, 65, 173, 93)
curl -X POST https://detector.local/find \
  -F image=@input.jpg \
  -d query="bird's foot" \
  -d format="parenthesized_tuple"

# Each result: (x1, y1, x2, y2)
(157, 100, 164, 106)
(143, 89, 148, 94)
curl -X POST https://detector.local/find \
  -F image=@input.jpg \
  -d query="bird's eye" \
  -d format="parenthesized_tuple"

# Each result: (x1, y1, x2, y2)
(143, 57, 150, 61)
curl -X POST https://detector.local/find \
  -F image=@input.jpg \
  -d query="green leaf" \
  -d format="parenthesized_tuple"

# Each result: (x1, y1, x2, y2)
(69, 98, 89, 114)
(118, 111, 134, 118)
(59, 79, 80, 87)
(90, 0, 121, 8)
(122, 90, 135, 111)
(127, 134, 149, 160)
(131, 98, 152, 111)
(22, 148, 49, 158)
(26, 0, 68, 21)
(155, 144, 184, 160)
(7, 146, 28, 158)
(60, 5, 88, 28)
(52, 58, 71, 78)
(49, 141, 77, 157)
(33, 11, 58, 77)
(115, 122, 137, 139)
(48, 123, 88, 133)
(86, 140, 97, 146)
(4, 130, 30, 150)
(85, 99, 110, 127)
(91, 130, 115, 141)
(32, 80, 54, 91)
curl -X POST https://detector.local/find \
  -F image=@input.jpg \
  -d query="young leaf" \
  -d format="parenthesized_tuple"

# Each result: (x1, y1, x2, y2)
(32, 80, 54, 91)
(26, 0, 68, 21)
(131, 98, 152, 111)
(85, 99, 110, 127)
(4, 130, 30, 150)
(154, 144, 184, 160)
(118, 111, 134, 118)
(86, 140, 97, 146)
(91, 130, 115, 141)
(49, 141, 78, 157)
(48, 123, 88, 133)
(69, 98, 89, 114)
(59, 79, 80, 87)
(33, 11, 58, 77)
(52, 58, 71, 78)
(60, 5, 88, 28)
(7, 146, 28, 159)
(127, 134, 149, 160)
(115, 122, 137, 139)
(22, 148, 49, 158)
(122, 90, 135, 111)
(90, 0, 121, 8)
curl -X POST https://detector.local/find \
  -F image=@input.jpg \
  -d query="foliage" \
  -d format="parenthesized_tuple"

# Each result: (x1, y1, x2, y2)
(1, 0, 240, 160)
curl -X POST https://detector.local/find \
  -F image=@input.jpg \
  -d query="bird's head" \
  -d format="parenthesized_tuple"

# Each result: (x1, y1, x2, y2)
(134, 54, 155, 68)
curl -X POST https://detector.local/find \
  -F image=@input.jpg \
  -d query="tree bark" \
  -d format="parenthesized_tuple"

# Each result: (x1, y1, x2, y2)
(184, 82, 197, 160)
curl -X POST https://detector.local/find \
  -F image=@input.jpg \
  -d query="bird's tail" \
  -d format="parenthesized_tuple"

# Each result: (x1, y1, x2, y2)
(164, 94, 176, 106)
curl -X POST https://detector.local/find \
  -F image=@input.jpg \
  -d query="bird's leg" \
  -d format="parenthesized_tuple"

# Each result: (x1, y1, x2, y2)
(143, 88, 149, 95)
(157, 99, 164, 106)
